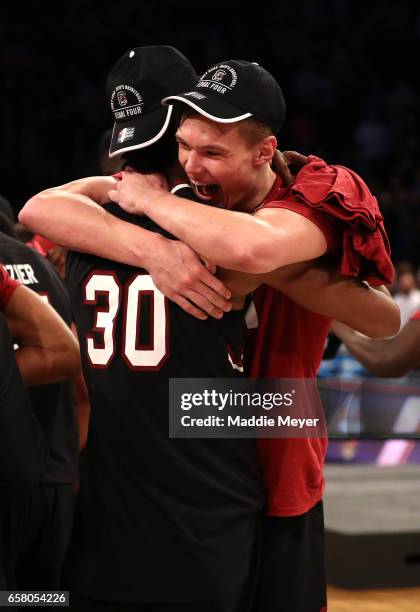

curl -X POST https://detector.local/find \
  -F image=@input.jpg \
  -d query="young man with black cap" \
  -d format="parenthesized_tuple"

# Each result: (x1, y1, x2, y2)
(21, 51, 398, 612)
(24, 47, 267, 612)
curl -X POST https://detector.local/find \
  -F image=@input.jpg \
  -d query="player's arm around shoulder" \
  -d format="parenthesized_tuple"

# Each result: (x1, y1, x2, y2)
(19, 176, 166, 269)
(108, 171, 329, 274)
(31, 175, 116, 206)
(19, 176, 116, 242)
(20, 179, 232, 321)
(263, 261, 400, 338)
(4, 285, 81, 385)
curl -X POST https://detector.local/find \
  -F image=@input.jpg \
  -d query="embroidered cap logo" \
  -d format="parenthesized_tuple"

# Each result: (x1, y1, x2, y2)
(197, 64, 238, 95)
(212, 69, 226, 82)
(110, 85, 144, 121)
(117, 90, 128, 106)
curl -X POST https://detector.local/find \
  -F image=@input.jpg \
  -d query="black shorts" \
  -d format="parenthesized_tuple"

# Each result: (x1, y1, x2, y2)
(68, 580, 252, 612)
(253, 501, 327, 612)
(20, 483, 75, 589)
(0, 484, 75, 590)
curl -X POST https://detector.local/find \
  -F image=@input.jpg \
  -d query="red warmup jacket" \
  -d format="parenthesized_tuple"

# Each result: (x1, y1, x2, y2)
(246, 156, 393, 516)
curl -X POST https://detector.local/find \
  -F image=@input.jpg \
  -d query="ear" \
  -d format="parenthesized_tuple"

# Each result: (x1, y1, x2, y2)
(253, 135, 277, 167)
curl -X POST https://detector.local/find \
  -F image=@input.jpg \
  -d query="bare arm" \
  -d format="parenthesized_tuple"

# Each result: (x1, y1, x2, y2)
(108, 172, 328, 274)
(331, 319, 420, 377)
(265, 264, 400, 338)
(19, 178, 231, 320)
(19, 177, 164, 268)
(218, 261, 400, 338)
(4, 285, 81, 385)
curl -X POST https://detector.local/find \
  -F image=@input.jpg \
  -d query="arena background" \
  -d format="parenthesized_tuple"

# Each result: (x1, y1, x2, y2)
(2, 1, 420, 609)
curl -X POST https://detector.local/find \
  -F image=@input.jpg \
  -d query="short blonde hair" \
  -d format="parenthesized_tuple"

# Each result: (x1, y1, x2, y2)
(237, 117, 273, 147)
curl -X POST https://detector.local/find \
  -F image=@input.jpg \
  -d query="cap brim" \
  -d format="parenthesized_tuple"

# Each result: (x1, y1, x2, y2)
(109, 105, 173, 158)
(161, 92, 252, 124)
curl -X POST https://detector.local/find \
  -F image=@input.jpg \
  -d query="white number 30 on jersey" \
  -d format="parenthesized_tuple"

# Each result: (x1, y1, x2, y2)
(84, 272, 168, 370)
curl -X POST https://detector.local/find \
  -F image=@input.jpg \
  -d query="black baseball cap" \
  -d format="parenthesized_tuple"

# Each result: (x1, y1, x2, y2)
(162, 60, 286, 135)
(107, 46, 198, 157)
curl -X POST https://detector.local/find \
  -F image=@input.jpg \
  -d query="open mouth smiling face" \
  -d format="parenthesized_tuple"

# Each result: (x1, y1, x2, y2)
(176, 114, 257, 210)
(189, 180, 220, 202)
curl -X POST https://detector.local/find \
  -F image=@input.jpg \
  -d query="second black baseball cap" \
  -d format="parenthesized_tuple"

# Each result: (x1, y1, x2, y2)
(162, 60, 286, 135)
(107, 46, 198, 157)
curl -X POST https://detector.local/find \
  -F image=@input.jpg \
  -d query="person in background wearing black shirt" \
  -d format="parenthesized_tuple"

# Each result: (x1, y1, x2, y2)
(0, 230, 80, 590)
(0, 264, 79, 589)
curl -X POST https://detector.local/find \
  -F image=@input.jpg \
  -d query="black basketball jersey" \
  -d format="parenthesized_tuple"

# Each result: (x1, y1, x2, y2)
(0, 233, 78, 484)
(0, 312, 48, 486)
(65, 203, 264, 603)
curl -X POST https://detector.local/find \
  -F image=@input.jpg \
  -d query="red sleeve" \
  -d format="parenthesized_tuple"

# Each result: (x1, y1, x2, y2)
(264, 156, 394, 286)
(0, 264, 20, 309)
(410, 311, 420, 321)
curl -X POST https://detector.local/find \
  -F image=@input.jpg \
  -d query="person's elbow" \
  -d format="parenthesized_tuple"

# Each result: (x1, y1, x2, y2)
(19, 194, 46, 232)
(19, 189, 61, 230)
(366, 303, 401, 339)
